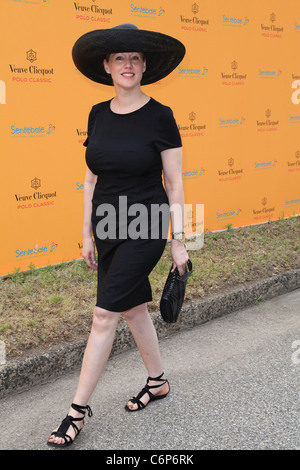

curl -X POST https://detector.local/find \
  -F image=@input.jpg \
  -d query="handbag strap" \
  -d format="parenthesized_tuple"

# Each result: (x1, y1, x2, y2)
(177, 259, 193, 281)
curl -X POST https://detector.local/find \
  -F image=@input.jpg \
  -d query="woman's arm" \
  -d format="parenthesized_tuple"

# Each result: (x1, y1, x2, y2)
(82, 166, 98, 270)
(161, 147, 189, 276)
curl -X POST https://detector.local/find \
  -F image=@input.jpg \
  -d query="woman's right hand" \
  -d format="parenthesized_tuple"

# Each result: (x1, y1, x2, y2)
(82, 237, 97, 270)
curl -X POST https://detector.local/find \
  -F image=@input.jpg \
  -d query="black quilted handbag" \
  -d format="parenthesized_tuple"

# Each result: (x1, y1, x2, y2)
(160, 259, 193, 323)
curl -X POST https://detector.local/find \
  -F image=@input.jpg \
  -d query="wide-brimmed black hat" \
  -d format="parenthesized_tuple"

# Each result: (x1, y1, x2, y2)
(72, 23, 185, 86)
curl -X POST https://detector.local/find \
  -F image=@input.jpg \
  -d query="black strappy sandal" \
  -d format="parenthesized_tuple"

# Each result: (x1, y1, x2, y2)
(47, 403, 93, 448)
(125, 372, 170, 412)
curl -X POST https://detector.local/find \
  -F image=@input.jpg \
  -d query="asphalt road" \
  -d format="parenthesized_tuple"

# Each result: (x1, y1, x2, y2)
(0, 289, 299, 451)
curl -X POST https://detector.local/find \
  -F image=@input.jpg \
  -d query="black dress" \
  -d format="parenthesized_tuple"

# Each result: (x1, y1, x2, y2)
(83, 98, 182, 312)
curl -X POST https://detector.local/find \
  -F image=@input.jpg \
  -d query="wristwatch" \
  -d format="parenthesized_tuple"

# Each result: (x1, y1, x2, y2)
(171, 231, 186, 243)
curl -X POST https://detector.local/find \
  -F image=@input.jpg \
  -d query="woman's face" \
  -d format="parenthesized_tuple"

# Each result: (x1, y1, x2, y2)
(103, 52, 146, 89)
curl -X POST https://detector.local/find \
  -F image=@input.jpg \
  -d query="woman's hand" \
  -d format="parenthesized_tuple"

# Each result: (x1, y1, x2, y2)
(82, 236, 97, 270)
(170, 239, 189, 277)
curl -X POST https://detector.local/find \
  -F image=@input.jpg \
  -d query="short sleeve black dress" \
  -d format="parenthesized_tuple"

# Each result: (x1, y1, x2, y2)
(84, 97, 182, 312)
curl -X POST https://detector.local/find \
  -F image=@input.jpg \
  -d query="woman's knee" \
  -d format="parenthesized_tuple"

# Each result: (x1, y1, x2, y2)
(92, 306, 120, 332)
(123, 303, 148, 322)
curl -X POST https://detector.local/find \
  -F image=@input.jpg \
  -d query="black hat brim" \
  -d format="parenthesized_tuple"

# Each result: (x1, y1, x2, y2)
(72, 26, 186, 86)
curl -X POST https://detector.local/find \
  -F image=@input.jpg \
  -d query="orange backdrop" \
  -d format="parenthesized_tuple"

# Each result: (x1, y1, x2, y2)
(1, 0, 299, 276)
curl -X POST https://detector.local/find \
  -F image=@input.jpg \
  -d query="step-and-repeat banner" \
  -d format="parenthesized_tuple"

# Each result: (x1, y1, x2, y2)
(1, 0, 299, 276)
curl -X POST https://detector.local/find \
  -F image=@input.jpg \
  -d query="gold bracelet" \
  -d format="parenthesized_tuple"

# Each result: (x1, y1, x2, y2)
(171, 231, 186, 243)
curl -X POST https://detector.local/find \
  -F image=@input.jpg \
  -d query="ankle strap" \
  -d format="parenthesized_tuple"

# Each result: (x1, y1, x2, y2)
(71, 403, 93, 417)
(147, 372, 165, 382)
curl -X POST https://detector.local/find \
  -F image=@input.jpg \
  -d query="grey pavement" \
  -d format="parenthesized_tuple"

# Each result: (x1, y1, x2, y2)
(0, 289, 299, 451)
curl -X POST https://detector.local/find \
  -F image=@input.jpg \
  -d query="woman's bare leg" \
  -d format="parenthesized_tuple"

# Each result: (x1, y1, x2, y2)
(72, 307, 120, 404)
(123, 303, 169, 410)
(48, 306, 120, 445)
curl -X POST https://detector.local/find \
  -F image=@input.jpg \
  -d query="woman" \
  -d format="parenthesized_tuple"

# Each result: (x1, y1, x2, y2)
(47, 23, 188, 448)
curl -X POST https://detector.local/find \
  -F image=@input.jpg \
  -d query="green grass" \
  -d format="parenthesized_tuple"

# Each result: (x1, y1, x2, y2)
(0, 217, 299, 359)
